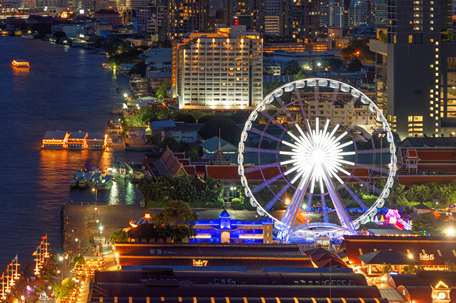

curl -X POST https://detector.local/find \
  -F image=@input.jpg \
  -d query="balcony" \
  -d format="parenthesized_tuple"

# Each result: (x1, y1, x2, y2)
(369, 39, 387, 56)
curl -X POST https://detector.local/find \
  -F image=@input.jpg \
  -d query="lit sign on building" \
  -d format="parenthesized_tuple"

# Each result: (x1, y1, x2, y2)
(420, 253, 435, 261)
(193, 259, 208, 267)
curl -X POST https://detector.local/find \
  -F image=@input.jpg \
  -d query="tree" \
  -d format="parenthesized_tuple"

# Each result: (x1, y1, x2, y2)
(198, 115, 220, 123)
(341, 39, 374, 63)
(378, 30, 387, 44)
(173, 113, 196, 123)
(407, 184, 433, 203)
(129, 61, 147, 77)
(325, 58, 342, 70)
(445, 260, 456, 272)
(347, 58, 364, 72)
(381, 263, 393, 274)
(54, 279, 78, 299)
(283, 60, 301, 75)
(73, 255, 85, 265)
(199, 118, 241, 145)
(263, 80, 285, 97)
(230, 111, 250, 124)
(403, 260, 418, 274)
(109, 230, 129, 243)
(293, 71, 307, 81)
(231, 198, 243, 210)
(156, 79, 171, 101)
(412, 213, 442, 236)
(154, 200, 198, 242)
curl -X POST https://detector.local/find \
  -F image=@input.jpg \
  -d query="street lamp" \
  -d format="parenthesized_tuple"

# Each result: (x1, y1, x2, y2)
(99, 225, 103, 245)
(92, 188, 97, 206)
(408, 254, 413, 259)
(378, 133, 386, 170)
(446, 227, 455, 237)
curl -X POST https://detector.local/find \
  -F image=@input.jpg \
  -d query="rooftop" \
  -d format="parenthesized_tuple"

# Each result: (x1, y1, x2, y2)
(43, 131, 67, 140)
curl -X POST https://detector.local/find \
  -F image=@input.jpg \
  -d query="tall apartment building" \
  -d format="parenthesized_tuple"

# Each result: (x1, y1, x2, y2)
(209, 0, 223, 17)
(287, 0, 320, 41)
(374, 0, 387, 33)
(370, 0, 455, 138)
(173, 26, 263, 110)
(166, 0, 206, 39)
(264, 0, 281, 35)
(125, 0, 149, 10)
(136, 0, 166, 40)
(348, 0, 373, 27)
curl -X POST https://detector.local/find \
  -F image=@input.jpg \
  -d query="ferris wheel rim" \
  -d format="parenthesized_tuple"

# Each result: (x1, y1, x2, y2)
(238, 77, 397, 234)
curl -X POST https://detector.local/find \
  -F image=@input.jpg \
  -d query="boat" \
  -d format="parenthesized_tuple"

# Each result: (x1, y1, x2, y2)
(96, 175, 113, 190)
(1, 30, 9, 36)
(14, 30, 22, 36)
(78, 172, 94, 188)
(21, 34, 34, 40)
(97, 51, 107, 56)
(70, 171, 85, 187)
(102, 63, 111, 69)
(12, 59, 30, 68)
(88, 172, 102, 187)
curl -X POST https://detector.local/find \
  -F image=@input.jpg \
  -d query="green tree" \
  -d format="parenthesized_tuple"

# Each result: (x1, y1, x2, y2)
(230, 111, 250, 124)
(407, 184, 433, 203)
(381, 263, 393, 274)
(412, 213, 442, 236)
(378, 30, 387, 44)
(156, 79, 171, 101)
(73, 255, 85, 265)
(263, 80, 285, 97)
(403, 260, 418, 274)
(325, 58, 342, 70)
(154, 200, 198, 242)
(129, 61, 147, 77)
(283, 60, 301, 75)
(54, 279, 78, 299)
(173, 113, 196, 123)
(341, 39, 374, 63)
(109, 230, 129, 243)
(347, 58, 364, 72)
(231, 198, 243, 210)
(293, 71, 307, 81)
(445, 260, 456, 272)
(199, 117, 241, 145)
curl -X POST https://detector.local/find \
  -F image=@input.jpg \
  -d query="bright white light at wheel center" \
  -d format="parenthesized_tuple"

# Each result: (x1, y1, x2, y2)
(310, 149, 325, 165)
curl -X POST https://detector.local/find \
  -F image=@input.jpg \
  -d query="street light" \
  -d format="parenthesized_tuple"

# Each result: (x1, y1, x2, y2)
(92, 188, 97, 206)
(408, 254, 413, 259)
(446, 227, 455, 236)
(378, 133, 386, 170)
(99, 225, 103, 245)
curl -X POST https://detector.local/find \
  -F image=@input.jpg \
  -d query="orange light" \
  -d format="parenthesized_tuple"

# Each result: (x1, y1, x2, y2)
(145, 213, 151, 219)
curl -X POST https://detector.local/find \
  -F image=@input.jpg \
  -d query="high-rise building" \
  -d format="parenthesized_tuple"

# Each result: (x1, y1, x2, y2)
(374, 0, 387, 33)
(348, 0, 372, 27)
(264, 0, 286, 36)
(173, 25, 263, 110)
(209, 0, 223, 17)
(136, 0, 166, 40)
(125, 0, 148, 10)
(167, 0, 207, 39)
(287, 0, 320, 42)
(370, 0, 455, 137)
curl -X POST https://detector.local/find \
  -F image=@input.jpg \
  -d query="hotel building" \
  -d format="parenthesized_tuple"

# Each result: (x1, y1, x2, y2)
(370, 0, 455, 138)
(173, 25, 263, 110)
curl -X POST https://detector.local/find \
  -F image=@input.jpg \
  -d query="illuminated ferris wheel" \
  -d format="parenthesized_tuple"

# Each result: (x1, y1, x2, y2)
(237, 78, 397, 242)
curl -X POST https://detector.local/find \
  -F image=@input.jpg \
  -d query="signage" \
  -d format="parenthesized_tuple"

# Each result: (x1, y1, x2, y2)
(193, 259, 208, 267)
(420, 253, 434, 261)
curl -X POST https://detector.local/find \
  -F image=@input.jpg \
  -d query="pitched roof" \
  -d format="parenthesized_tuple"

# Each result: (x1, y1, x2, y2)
(200, 136, 237, 153)
(153, 147, 183, 176)
(68, 131, 87, 139)
(206, 165, 287, 182)
(397, 286, 432, 303)
(150, 119, 176, 130)
(43, 131, 67, 140)
(357, 250, 411, 265)
(401, 136, 456, 147)
(87, 133, 105, 140)
(127, 224, 163, 239)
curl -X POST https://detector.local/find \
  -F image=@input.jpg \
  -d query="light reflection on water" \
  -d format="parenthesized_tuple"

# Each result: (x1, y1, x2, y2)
(0, 37, 143, 270)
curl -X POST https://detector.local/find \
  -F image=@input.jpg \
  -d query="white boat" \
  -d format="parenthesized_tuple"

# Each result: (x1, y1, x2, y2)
(88, 172, 102, 187)
(78, 172, 94, 188)
(96, 175, 113, 190)
(21, 34, 34, 40)
(70, 171, 85, 187)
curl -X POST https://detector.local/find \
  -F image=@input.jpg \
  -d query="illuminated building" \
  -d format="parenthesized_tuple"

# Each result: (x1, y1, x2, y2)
(85, 133, 107, 150)
(135, 0, 166, 39)
(41, 131, 69, 149)
(341, 236, 456, 272)
(287, 0, 320, 42)
(263, 42, 328, 53)
(67, 131, 88, 149)
(166, 0, 206, 40)
(370, 0, 455, 138)
(93, 9, 122, 25)
(174, 25, 263, 110)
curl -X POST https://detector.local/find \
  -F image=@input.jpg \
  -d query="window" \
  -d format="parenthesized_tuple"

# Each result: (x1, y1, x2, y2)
(409, 35, 413, 43)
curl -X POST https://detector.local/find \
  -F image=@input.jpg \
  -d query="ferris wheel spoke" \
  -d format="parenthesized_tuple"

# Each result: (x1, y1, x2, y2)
(244, 162, 281, 174)
(275, 96, 296, 124)
(251, 173, 285, 195)
(350, 175, 382, 195)
(280, 174, 311, 230)
(342, 183, 368, 210)
(294, 87, 309, 125)
(321, 194, 329, 223)
(356, 163, 390, 175)
(260, 111, 289, 133)
(245, 147, 277, 154)
(263, 183, 292, 212)
(357, 147, 391, 154)
(249, 126, 283, 143)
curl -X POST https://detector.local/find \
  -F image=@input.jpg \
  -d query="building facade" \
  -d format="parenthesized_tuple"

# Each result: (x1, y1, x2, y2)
(174, 26, 263, 110)
(287, 0, 320, 42)
(370, 0, 454, 138)
(166, 0, 206, 40)
(136, 0, 166, 39)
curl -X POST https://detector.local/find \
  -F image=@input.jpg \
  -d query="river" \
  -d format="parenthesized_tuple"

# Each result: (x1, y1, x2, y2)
(0, 36, 143, 269)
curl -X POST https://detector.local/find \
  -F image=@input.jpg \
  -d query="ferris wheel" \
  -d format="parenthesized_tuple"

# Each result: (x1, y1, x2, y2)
(238, 78, 397, 242)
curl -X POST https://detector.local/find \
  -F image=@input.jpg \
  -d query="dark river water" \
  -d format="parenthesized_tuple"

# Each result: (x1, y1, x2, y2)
(0, 36, 143, 269)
